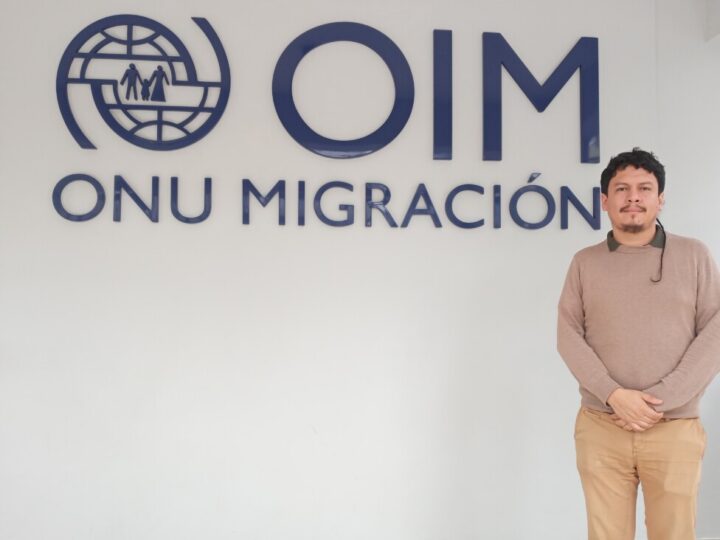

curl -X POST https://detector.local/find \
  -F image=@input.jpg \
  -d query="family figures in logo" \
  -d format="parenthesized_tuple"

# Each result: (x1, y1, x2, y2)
(120, 64, 169, 102)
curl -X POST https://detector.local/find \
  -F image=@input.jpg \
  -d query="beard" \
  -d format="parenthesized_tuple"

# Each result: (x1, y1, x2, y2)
(619, 223, 650, 234)
(618, 206, 652, 234)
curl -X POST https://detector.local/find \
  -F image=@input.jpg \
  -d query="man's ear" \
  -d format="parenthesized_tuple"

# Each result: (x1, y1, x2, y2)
(601, 193, 608, 211)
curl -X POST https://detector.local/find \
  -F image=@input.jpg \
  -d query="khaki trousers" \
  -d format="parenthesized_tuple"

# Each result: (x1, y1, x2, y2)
(574, 407, 706, 540)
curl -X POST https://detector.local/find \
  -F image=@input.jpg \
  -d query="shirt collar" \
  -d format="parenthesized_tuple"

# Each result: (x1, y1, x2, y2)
(607, 226, 665, 252)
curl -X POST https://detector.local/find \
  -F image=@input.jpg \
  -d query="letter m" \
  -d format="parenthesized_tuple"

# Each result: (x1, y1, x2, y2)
(483, 33, 599, 163)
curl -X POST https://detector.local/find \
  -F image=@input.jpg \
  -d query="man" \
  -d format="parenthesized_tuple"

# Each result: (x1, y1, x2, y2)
(557, 148, 720, 540)
(120, 63, 140, 100)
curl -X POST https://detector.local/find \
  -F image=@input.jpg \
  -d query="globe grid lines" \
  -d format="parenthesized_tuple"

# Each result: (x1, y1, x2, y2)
(57, 15, 231, 151)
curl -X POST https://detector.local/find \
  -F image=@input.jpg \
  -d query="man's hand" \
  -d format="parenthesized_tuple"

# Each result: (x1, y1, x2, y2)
(609, 414, 639, 431)
(607, 388, 663, 431)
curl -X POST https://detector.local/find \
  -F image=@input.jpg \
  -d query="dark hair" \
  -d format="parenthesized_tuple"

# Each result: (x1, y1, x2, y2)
(600, 147, 665, 195)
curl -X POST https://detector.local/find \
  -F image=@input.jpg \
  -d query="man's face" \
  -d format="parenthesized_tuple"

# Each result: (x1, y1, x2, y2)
(601, 166, 664, 234)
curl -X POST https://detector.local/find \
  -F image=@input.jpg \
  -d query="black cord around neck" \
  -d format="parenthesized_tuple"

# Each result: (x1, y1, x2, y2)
(650, 219, 666, 283)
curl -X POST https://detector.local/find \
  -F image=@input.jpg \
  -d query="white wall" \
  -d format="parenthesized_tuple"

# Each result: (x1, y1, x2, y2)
(656, 1, 720, 538)
(0, 0, 717, 539)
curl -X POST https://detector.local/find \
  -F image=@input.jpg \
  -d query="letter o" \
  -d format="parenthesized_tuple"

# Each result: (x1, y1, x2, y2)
(272, 22, 414, 158)
(509, 185, 556, 229)
(52, 174, 105, 221)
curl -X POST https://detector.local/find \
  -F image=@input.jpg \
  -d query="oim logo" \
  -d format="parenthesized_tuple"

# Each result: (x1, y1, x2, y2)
(56, 14, 231, 151)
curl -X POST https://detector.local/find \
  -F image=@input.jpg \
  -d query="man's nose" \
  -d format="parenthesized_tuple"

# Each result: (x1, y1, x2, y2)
(627, 190, 640, 202)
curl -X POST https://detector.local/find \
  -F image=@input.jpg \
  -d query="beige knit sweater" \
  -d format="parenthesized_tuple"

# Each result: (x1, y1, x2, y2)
(557, 231, 720, 418)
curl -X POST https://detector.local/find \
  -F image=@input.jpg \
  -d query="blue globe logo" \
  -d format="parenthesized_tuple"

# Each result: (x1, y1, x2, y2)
(57, 15, 231, 151)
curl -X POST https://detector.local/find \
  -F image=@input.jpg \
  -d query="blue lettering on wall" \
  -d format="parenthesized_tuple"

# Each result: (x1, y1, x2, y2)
(365, 183, 398, 227)
(445, 184, 485, 228)
(56, 18, 601, 164)
(272, 22, 415, 159)
(53, 174, 106, 222)
(560, 186, 600, 229)
(401, 183, 442, 227)
(171, 177, 212, 223)
(314, 181, 355, 226)
(482, 32, 599, 163)
(433, 30, 452, 160)
(298, 180, 306, 226)
(492, 184, 502, 229)
(114, 175, 159, 222)
(509, 183, 556, 230)
(53, 176, 601, 230)
(243, 179, 286, 225)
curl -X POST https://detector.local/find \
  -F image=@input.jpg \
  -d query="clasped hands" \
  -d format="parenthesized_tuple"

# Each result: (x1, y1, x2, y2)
(607, 388, 664, 432)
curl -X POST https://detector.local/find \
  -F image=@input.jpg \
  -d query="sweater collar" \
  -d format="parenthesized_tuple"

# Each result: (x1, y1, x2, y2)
(607, 226, 665, 252)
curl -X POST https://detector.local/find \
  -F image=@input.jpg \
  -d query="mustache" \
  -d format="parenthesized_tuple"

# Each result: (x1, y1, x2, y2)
(621, 205, 646, 212)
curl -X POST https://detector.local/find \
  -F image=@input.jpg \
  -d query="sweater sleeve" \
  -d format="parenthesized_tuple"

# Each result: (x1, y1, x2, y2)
(557, 255, 621, 405)
(643, 242, 720, 412)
